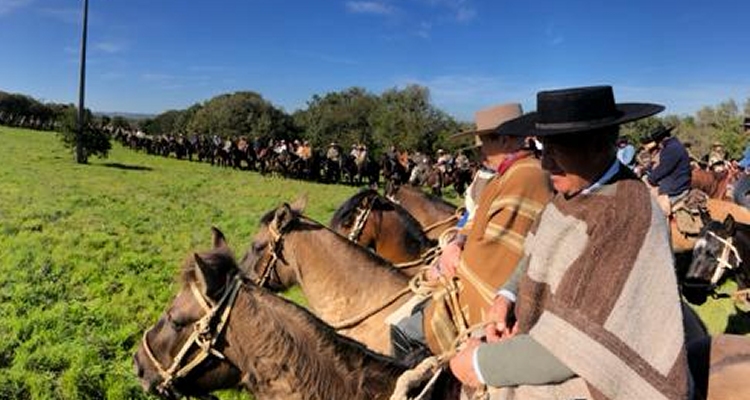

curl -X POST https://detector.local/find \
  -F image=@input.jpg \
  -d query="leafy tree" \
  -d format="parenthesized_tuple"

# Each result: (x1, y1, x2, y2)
(186, 91, 296, 141)
(294, 87, 378, 150)
(57, 108, 111, 163)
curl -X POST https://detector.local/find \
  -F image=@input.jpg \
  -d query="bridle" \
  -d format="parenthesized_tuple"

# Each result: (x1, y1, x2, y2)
(254, 218, 289, 288)
(347, 195, 376, 242)
(706, 230, 743, 286)
(141, 274, 243, 397)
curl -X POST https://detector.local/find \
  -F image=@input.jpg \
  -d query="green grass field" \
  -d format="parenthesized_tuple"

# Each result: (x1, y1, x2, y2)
(0, 127, 359, 399)
(0, 127, 747, 399)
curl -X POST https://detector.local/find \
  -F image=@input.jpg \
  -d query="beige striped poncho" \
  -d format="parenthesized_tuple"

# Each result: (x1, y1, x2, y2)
(424, 153, 552, 354)
(504, 169, 689, 400)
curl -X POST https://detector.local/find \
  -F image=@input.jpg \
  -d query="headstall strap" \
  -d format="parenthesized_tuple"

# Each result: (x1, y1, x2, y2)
(348, 196, 375, 242)
(256, 221, 285, 287)
(142, 274, 243, 395)
(707, 231, 743, 285)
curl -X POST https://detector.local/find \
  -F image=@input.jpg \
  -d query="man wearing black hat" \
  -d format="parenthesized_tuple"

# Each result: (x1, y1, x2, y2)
(642, 126, 691, 215)
(449, 86, 689, 400)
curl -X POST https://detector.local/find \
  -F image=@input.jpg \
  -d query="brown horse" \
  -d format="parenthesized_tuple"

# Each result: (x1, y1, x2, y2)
(135, 230, 750, 400)
(134, 228, 458, 399)
(385, 182, 459, 240)
(240, 201, 415, 355)
(691, 167, 738, 200)
(330, 189, 437, 269)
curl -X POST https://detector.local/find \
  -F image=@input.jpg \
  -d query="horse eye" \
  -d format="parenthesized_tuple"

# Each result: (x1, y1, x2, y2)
(253, 242, 267, 253)
(167, 312, 185, 331)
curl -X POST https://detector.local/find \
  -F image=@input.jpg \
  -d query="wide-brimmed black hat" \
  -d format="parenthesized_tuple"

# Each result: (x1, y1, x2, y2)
(497, 86, 664, 137)
(639, 125, 674, 150)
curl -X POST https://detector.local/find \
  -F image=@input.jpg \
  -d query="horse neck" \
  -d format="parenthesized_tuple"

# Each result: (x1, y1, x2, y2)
(376, 206, 434, 254)
(395, 188, 455, 226)
(282, 224, 410, 316)
(226, 285, 404, 399)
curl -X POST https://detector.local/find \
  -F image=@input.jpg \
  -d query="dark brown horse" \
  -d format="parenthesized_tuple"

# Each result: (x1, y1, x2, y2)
(384, 182, 459, 240)
(330, 189, 436, 269)
(134, 228, 458, 399)
(240, 201, 415, 355)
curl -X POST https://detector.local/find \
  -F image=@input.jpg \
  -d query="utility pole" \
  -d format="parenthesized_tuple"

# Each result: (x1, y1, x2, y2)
(76, 0, 89, 163)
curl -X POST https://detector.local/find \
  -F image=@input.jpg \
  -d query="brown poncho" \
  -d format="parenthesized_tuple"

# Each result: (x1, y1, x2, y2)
(509, 170, 689, 399)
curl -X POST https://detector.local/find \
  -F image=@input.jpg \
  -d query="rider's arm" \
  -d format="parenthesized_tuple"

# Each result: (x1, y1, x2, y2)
(647, 143, 679, 185)
(472, 335, 576, 386)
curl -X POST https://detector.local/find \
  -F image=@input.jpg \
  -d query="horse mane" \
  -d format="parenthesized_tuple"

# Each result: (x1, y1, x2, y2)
(329, 189, 379, 229)
(235, 283, 406, 399)
(398, 184, 457, 212)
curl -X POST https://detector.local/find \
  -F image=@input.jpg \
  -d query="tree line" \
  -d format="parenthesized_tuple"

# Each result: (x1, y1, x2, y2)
(1, 87, 749, 162)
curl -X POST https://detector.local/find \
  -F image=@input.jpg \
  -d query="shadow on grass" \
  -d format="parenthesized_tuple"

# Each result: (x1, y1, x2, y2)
(99, 162, 153, 172)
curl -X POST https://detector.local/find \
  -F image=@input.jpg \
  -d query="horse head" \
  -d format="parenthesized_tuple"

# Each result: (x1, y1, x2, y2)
(684, 215, 745, 304)
(134, 228, 242, 399)
(239, 197, 307, 291)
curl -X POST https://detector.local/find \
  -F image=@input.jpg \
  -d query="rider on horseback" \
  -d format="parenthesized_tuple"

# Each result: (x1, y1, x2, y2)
(641, 125, 692, 216)
(449, 86, 690, 400)
(389, 103, 553, 359)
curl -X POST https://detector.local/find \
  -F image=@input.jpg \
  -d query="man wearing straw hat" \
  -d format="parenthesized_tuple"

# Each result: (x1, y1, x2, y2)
(390, 103, 553, 358)
(450, 86, 689, 400)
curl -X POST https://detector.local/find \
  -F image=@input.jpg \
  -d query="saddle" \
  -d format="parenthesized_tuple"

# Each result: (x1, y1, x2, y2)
(672, 189, 708, 236)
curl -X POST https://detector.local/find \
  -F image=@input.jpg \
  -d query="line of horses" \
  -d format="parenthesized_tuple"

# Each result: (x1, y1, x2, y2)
(134, 180, 750, 400)
(112, 130, 476, 195)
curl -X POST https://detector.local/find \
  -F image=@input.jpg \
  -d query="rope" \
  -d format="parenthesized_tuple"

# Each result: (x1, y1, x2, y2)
(347, 197, 375, 242)
(330, 287, 412, 330)
(389, 321, 492, 400)
(421, 207, 464, 235)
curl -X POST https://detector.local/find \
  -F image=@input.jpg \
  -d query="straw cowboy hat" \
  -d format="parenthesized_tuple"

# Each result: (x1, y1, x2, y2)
(450, 103, 524, 140)
(497, 86, 664, 137)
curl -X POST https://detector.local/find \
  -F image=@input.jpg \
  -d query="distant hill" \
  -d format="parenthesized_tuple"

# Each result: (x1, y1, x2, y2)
(95, 111, 154, 120)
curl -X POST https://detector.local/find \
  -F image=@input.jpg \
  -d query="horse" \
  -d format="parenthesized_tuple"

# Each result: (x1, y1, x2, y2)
(240, 200, 416, 355)
(684, 214, 750, 306)
(134, 228, 458, 400)
(135, 230, 750, 400)
(385, 182, 459, 240)
(330, 189, 437, 269)
(691, 167, 738, 200)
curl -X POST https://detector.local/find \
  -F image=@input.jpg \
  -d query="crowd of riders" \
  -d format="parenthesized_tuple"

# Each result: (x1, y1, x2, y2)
(112, 128, 477, 194)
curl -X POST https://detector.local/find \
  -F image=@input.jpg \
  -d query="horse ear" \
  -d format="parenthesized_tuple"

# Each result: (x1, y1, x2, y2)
(211, 227, 227, 249)
(273, 203, 295, 232)
(194, 253, 213, 297)
(724, 214, 737, 234)
(290, 194, 308, 214)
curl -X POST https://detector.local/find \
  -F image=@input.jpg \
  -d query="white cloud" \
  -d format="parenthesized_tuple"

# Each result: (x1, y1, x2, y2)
(345, 1, 397, 15)
(95, 41, 127, 54)
(0, 0, 33, 16)
(393, 74, 535, 120)
(416, 21, 432, 39)
(38, 7, 80, 24)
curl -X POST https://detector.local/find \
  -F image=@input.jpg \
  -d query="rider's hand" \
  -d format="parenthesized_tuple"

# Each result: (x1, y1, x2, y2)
(449, 338, 482, 388)
(485, 295, 516, 342)
(437, 240, 462, 279)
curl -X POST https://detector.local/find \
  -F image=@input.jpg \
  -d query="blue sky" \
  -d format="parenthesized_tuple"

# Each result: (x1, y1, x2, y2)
(1, 0, 748, 121)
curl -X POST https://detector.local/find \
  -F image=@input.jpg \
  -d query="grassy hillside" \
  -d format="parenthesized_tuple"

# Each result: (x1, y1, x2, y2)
(0, 127, 357, 399)
(0, 127, 747, 399)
